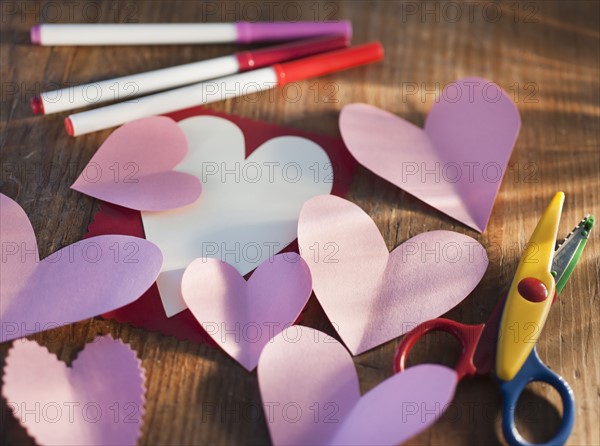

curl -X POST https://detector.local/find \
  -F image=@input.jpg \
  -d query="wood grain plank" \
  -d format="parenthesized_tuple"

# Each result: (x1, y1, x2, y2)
(1, 1, 598, 445)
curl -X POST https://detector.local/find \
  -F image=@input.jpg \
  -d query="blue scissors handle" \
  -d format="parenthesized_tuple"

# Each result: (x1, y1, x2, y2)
(499, 347, 575, 446)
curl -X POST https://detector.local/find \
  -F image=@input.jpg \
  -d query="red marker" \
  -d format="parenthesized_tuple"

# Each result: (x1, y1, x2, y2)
(65, 42, 384, 136)
(32, 36, 349, 116)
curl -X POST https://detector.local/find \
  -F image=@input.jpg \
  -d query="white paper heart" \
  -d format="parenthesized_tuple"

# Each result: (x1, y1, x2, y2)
(141, 116, 333, 317)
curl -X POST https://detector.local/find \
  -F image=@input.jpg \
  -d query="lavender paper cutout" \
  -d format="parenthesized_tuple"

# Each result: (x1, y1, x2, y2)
(339, 77, 521, 232)
(2, 336, 146, 445)
(181, 253, 312, 370)
(71, 116, 201, 211)
(0, 193, 162, 342)
(258, 326, 457, 446)
(297, 195, 488, 355)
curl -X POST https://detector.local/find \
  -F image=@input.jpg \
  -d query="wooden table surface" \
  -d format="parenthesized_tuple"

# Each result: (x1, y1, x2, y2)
(1, 1, 599, 445)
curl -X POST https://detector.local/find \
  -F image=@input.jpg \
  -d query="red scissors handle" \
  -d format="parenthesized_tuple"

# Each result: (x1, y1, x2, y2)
(394, 318, 486, 380)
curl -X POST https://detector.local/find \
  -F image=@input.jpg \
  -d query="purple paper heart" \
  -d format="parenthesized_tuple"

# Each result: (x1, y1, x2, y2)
(340, 77, 521, 232)
(71, 116, 201, 211)
(298, 195, 488, 355)
(0, 194, 162, 342)
(181, 253, 312, 371)
(258, 326, 458, 445)
(2, 336, 146, 445)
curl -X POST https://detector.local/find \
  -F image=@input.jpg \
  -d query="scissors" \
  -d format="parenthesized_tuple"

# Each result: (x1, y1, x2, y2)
(394, 192, 594, 446)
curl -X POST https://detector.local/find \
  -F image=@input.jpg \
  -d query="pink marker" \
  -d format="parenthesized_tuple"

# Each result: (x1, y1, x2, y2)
(30, 35, 349, 116)
(64, 42, 384, 136)
(31, 21, 352, 46)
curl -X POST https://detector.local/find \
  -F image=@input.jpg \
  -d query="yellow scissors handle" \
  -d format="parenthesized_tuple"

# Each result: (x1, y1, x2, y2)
(496, 192, 564, 381)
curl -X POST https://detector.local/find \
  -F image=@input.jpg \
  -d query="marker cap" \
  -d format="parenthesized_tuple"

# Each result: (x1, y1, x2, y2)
(64, 117, 74, 136)
(236, 35, 350, 71)
(235, 21, 352, 44)
(30, 96, 44, 115)
(273, 41, 384, 86)
(30, 25, 41, 44)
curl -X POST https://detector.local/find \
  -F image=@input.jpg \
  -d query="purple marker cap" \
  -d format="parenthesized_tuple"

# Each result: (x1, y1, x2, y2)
(31, 25, 41, 44)
(235, 21, 352, 44)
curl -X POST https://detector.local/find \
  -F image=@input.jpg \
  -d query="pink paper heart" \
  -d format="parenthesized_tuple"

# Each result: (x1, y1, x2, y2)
(298, 195, 488, 355)
(71, 116, 201, 211)
(181, 253, 312, 371)
(2, 336, 145, 445)
(340, 77, 521, 232)
(0, 194, 162, 342)
(258, 326, 457, 446)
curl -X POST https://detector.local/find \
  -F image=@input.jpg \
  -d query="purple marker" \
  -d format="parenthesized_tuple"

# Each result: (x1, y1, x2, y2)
(30, 21, 352, 46)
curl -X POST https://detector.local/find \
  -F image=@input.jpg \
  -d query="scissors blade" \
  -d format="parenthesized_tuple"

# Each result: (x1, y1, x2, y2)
(496, 192, 564, 381)
(474, 214, 592, 375)
(552, 215, 594, 294)
(525, 192, 564, 273)
(472, 293, 505, 374)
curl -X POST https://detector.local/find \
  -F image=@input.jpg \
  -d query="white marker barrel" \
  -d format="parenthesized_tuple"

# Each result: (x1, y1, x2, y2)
(38, 55, 239, 115)
(65, 42, 384, 136)
(31, 22, 352, 46)
(32, 23, 238, 45)
(33, 36, 349, 115)
(66, 68, 279, 136)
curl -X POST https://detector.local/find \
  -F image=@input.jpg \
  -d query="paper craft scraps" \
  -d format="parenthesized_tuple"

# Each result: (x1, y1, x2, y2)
(339, 77, 521, 232)
(86, 107, 356, 345)
(143, 115, 333, 317)
(85, 202, 215, 345)
(2, 336, 145, 445)
(71, 116, 201, 211)
(0, 193, 162, 343)
(258, 325, 457, 446)
(297, 195, 488, 355)
(181, 253, 312, 371)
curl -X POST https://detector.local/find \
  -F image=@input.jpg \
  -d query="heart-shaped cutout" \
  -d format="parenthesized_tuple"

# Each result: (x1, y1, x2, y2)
(71, 116, 201, 211)
(83, 108, 356, 346)
(2, 336, 145, 445)
(142, 116, 333, 317)
(297, 195, 488, 355)
(181, 253, 312, 371)
(258, 325, 457, 445)
(0, 194, 162, 342)
(340, 77, 521, 232)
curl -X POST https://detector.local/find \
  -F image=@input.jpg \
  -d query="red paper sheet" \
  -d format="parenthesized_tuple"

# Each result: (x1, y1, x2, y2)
(85, 106, 356, 346)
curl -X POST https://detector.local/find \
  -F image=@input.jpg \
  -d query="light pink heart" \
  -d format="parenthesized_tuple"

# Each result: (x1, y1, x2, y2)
(340, 77, 521, 232)
(2, 336, 145, 445)
(298, 195, 488, 355)
(0, 193, 162, 342)
(258, 325, 458, 446)
(181, 253, 312, 371)
(71, 116, 201, 211)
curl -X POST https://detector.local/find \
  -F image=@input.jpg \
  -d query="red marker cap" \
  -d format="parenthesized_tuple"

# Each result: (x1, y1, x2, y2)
(30, 96, 45, 115)
(273, 41, 384, 86)
(64, 117, 74, 136)
(236, 35, 350, 72)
